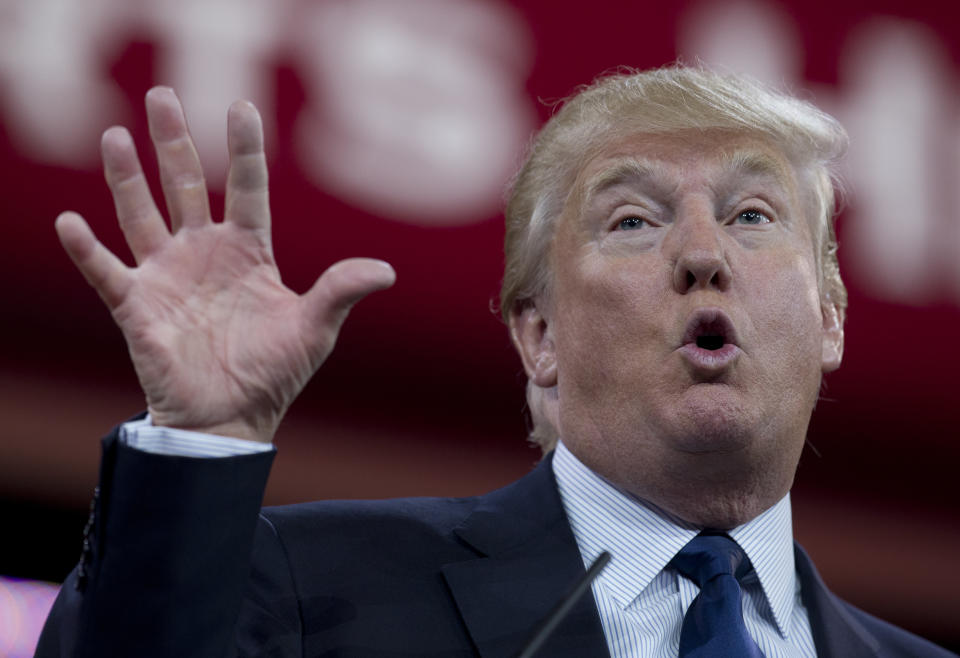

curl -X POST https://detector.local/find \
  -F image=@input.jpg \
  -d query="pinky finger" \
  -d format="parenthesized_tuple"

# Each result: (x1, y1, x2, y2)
(56, 212, 133, 309)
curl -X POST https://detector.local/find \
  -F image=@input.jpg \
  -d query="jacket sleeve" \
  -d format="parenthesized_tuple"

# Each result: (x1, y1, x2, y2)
(34, 423, 276, 658)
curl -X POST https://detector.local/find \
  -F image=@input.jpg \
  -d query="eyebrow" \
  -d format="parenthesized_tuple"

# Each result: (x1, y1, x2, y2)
(581, 147, 795, 208)
(720, 148, 795, 191)
(581, 158, 659, 206)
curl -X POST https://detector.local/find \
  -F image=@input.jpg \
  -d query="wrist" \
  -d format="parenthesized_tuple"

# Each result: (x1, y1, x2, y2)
(147, 408, 277, 444)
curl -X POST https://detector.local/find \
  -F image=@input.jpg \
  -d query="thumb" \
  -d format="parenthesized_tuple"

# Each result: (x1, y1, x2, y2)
(302, 257, 396, 332)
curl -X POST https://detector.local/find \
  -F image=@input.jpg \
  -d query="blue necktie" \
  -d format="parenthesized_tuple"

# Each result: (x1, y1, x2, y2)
(670, 533, 765, 657)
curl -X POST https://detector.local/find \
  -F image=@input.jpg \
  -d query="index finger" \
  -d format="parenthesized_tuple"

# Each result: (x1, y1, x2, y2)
(224, 100, 270, 231)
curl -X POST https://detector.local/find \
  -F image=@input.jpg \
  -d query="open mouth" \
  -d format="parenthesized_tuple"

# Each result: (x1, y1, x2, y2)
(696, 334, 725, 350)
(679, 309, 740, 372)
(682, 309, 738, 352)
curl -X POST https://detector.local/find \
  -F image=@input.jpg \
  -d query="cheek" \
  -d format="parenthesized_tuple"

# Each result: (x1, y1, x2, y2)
(747, 252, 823, 368)
(552, 254, 665, 371)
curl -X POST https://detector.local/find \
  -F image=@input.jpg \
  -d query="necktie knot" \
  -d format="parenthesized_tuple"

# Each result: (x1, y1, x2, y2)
(669, 533, 764, 657)
(671, 533, 751, 586)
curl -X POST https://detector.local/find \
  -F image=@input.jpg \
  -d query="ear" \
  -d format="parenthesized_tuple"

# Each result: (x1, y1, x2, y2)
(508, 302, 558, 388)
(820, 298, 844, 373)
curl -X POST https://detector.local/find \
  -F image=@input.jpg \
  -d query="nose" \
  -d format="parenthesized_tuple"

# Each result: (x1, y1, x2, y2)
(670, 211, 732, 294)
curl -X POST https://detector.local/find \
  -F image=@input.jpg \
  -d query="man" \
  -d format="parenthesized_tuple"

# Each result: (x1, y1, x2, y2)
(37, 67, 955, 657)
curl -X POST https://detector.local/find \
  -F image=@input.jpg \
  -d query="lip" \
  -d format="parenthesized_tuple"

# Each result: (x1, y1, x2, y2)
(677, 307, 742, 374)
(678, 341, 741, 372)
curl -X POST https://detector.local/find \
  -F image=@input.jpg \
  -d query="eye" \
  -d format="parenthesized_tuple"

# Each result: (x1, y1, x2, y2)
(735, 209, 771, 225)
(617, 216, 647, 230)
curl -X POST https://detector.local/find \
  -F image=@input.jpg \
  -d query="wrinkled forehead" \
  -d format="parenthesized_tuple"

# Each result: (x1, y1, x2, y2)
(568, 130, 806, 212)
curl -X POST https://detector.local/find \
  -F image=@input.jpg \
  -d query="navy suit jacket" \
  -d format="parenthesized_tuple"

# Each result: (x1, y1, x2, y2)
(36, 426, 956, 657)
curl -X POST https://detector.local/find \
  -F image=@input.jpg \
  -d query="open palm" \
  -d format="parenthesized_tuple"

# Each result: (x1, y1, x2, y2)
(56, 88, 395, 443)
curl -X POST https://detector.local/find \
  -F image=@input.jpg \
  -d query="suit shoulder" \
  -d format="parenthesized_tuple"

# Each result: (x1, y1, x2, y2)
(257, 495, 482, 568)
(251, 459, 555, 581)
(256, 455, 554, 545)
(836, 599, 958, 657)
(262, 493, 480, 530)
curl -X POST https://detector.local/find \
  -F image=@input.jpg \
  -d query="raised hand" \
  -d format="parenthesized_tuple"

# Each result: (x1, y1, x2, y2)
(55, 87, 395, 443)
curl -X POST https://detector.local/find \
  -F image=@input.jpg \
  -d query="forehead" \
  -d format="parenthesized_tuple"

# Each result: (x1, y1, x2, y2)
(573, 130, 802, 206)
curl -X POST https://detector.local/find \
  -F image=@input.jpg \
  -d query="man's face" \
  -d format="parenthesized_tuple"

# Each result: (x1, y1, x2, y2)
(519, 130, 843, 526)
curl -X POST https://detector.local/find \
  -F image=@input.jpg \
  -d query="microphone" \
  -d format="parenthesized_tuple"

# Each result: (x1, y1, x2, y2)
(514, 551, 611, 658)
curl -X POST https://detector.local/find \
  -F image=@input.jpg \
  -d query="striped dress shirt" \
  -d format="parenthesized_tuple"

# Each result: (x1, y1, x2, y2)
(121, 415, 273, 457)
(552, 440, 818, 657)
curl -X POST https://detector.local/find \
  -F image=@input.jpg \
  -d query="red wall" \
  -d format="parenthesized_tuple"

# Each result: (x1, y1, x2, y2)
(1, 0, 958, 648)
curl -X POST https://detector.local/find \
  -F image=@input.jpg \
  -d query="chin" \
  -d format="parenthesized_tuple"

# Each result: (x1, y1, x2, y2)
(662, 386, 761, 455)
(560, 384, 805, 528)
(670, 491, 773, 530)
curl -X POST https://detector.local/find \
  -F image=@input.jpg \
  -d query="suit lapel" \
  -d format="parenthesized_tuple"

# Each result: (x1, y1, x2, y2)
(441, 454, 609, 658)
(441, 458, 885, 658)
(795, 544, 882, 658)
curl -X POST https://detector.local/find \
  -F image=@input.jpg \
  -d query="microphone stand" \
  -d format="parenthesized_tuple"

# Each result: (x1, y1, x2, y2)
(514, 551, 610, 658)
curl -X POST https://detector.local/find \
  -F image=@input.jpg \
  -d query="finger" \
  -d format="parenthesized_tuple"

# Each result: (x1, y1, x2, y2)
(145, 86, 210, 232)
(302, 258, 396, 336)
(225, 100, 270, 231)
(55, 212, 133, 309)
(101, 126, 170, 263)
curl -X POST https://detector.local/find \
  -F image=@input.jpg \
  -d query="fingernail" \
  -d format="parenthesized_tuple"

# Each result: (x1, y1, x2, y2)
(102, 125, 132, 146)
(146, 86, 175, 101)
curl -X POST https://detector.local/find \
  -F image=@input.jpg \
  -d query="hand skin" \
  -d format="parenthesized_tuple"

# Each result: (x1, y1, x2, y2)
(55, 87, 396, 444)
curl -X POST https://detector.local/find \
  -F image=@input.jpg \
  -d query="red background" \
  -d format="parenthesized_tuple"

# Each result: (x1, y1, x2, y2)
(1, 0, 958, 649)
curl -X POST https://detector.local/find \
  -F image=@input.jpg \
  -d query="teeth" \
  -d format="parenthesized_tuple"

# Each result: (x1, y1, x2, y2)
(696, 335, 724, 350)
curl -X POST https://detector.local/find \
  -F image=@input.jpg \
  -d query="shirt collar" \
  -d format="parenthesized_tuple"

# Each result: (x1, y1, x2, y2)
(728, 490, 797, 637)
(552, 440, 796, 638)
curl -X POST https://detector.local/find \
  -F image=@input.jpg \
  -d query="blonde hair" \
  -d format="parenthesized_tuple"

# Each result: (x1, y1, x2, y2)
(501, 65, 849, 453)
